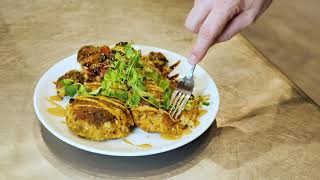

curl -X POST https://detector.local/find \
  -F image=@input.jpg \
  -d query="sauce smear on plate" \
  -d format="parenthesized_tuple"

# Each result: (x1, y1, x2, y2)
(137, 144, 152, 148)
(123, 139, 152, 149)
(46, 98, 66, 117)
(183, 128, 192, 135)
(198, 109, 208, 117)
(160, 128, 193, 140)
(195, 109, 208, 127)
(49, 95, 63, 101)
(160, 110, 208, 140)
(160, 133, 182, 140)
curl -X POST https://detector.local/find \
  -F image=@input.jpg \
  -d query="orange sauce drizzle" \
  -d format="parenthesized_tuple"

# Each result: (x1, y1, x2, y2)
(160, 128, 193, 140)
(123, 139, 134, 145)
(195, 109, 208, 127)
(49, 95, 63, 101)
(182, 128, 192, 135)
(137, 144, 152, 148)
(160, 133, 182, 140)
(123, 139, 152, 149)
(160, 109, 208, 140)
(197, 109, 208, 117)
(46, 98, 66, 117)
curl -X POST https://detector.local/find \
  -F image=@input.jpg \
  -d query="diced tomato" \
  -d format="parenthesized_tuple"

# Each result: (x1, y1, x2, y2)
(100, 45, 110, 55)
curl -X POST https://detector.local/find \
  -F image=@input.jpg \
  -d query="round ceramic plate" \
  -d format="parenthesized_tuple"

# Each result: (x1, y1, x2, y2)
(33, 45, 219, 156)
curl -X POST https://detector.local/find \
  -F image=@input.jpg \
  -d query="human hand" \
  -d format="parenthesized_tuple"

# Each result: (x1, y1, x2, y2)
(185, 0, 272, 64)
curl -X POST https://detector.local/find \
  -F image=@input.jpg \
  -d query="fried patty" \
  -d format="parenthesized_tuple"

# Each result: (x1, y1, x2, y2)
(66, 96, 134, 140)
(131, 105, 183, 136)
(131, 105, 199, 136)
(77, 45, 101, 67)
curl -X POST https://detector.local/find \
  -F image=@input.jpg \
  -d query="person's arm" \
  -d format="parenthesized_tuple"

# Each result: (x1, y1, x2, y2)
(185, 0, 272, 64)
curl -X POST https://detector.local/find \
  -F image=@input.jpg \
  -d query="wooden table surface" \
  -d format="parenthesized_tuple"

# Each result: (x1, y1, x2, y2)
(1, 0, 320, 179)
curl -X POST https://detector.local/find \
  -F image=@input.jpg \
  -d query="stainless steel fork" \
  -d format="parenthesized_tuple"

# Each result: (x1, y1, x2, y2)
(169, 64, 196, 118)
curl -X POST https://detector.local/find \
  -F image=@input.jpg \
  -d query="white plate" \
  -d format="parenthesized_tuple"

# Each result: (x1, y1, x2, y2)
(33, 45, 219, 156)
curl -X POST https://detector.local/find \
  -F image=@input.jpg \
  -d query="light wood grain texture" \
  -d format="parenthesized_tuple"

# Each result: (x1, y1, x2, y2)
(0, 0, 320, 179)
(243, 0, 320, 105)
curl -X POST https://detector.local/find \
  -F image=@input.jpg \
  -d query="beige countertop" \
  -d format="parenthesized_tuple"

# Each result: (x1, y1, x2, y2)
(1, 0, 320, 179)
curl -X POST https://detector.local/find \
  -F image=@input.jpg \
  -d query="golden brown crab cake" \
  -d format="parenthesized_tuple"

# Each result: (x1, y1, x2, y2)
(66, 96, 133, 140)
(178, 109, 199, 129)
(77, 45, 101, 67)
(131, 105, 183, 136)
(177, 96, 205, 129)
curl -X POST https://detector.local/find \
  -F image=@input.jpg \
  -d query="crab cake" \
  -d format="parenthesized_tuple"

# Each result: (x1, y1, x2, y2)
(131, 105, 183, 136)
(131, 104, 201, 136)
(66, 96, 133, 140)
(77, 45, 102, 67)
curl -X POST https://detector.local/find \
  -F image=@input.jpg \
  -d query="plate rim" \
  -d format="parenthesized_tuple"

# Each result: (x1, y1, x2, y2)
(33, 44, 220, 156)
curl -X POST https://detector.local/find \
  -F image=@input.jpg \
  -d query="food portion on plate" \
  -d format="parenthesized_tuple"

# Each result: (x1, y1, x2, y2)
(53, 42, 209, 141)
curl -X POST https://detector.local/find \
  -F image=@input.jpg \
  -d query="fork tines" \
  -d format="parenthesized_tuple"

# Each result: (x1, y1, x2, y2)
(169, 90, 191, 118)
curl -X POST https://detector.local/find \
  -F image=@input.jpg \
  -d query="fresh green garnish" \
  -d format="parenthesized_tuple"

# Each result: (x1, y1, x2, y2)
(114, 89, 128, 101)
(98, 42, 200, 109)
(159, 79, 170, 91)
(65, 84, 78, 97)
(139, 91, 153, 97)
(115, 52, 122, 61)
(125, 43, 134, 58)
(185, 99, 193, 110)
(148, 95, 160, 107)
(100, 43, 148, 107)
(162, 88, 173, 109)
(77, 84, 90, 96)
(60, 79, 74, 85)
(145, 68, 160, 82)
(202, 101, 210, 106)
(126, 92, 141, 107)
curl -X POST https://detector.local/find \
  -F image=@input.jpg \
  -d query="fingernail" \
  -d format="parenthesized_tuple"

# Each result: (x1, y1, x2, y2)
(188, 54, 197, 64)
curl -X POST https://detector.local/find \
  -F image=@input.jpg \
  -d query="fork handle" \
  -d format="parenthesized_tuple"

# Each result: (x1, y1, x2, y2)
(187, 64, 196, 78)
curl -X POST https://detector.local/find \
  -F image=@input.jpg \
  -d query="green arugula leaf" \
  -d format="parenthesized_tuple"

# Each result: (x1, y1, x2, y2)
(125, 44, 134, 58)
(115, 52, 122, 61)
(146, 70, 160, 81)
(139, 91, 153, 97)
(202, 101, 210, 106)
(159, 79, 170, 91)
(60, 79, 74, 85)
(77, 85, 90, 96)
(185, 99, 193, 110)
(148, 95, 160, 107)
(114, 89, 128, 101)
(162, 88, 173, 109)
(126, 92, 140, 108)
(115, 60, 126, 73)
(65, 84, 78, 97)
(107, 89, 115, 97)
